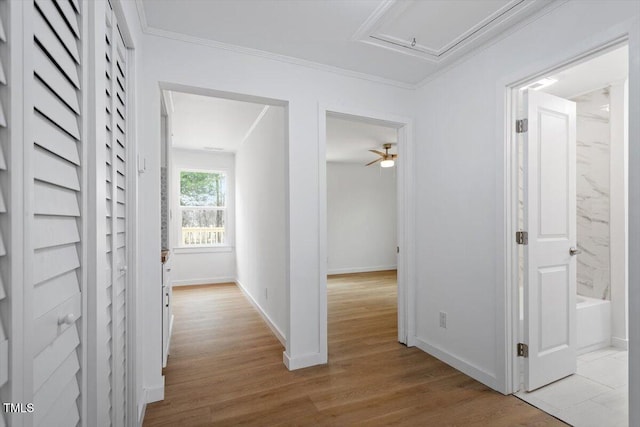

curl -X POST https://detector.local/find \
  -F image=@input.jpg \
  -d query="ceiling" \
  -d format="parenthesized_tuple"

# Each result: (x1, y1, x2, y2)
(541, 46, 628, 99)
(168, 90, 396, 162)
(326, 115, 397, 164)
(138, 0, 553, 86)
(167, 91, 268, 152)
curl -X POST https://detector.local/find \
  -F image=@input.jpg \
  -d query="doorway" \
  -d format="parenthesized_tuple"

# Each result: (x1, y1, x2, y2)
(511, 44, 629, 426)
(158, 83, 290, 371)
(319, 106, 415, 362)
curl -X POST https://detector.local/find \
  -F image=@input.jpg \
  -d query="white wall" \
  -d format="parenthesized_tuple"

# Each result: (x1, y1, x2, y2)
(133, 21, 415, 399)
(327, 162, 397, 274)
(130, 2, 640, 424)
(235, 106, 287, 341)
(412, 0, 639, 401)
(169, 149, 236, 285)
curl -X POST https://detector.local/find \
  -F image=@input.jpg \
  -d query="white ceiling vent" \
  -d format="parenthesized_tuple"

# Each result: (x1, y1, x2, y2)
(353, 0, 549, 63)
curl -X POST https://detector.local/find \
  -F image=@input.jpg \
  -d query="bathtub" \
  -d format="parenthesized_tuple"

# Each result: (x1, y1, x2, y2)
(577, 295, 611, 355)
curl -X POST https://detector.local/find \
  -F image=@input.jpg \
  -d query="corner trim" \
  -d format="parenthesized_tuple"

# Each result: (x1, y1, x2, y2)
(414, 337, 499, 393)
(235, 279, 286, 347)
(282, 351, 326, 371)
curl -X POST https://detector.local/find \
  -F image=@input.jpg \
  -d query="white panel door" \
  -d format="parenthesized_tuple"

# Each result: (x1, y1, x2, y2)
(29, 0, 84, 424)
(524, 90, 577, 391)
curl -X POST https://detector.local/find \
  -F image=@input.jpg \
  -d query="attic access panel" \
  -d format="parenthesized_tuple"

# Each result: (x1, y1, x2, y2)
(355, 0, 545, 63)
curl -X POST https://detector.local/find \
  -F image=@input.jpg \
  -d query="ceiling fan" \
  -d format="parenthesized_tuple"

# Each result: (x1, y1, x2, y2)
(366, 143, 397, 168)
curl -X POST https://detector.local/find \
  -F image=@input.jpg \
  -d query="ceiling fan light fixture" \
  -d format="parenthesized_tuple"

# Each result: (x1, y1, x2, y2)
(380, 159, 395, 168)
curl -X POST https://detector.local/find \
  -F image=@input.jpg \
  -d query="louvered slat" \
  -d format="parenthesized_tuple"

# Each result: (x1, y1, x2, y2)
(33, 244, 80, 285)
(33, 6, 79, 88)
(34, 180, 80, 216)
(33, 352, 79, 426)
(33, 216, 80, 250)
(33, 270, 78, 318)
(53, 0, 80, 38)
(34, 45, 80, 114)
(33, 145, 81, 191)
(33, 113, 80, 165)
(33, 324, 79, 391)
(33, 293, 81, 356)
(31, 2, 82, 425)
(34, 0, 79, 63)
(36, 376, 80, 427)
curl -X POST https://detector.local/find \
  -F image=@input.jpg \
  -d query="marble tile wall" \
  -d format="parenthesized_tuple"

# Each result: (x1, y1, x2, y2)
(574, 88, 611, 300)
(161, 166, 168, 250)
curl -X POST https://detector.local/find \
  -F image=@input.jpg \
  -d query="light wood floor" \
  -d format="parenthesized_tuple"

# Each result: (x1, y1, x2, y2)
(144, 271, 565, 426)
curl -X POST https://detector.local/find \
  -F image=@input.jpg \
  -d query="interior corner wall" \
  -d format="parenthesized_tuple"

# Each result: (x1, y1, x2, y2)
(412, 0, 640, 395)
(170, 149, 236, 285)
(327, 162, 397, 275)
(134, 19, 415, 388)
(235, 106, 287, 340)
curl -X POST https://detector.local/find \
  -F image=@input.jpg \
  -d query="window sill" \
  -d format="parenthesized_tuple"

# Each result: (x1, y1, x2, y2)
(173, 246, 234, 254)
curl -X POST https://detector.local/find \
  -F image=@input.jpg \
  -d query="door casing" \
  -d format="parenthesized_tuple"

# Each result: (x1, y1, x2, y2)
(505, 38, 630, 394)
(318, 104, 416, 359)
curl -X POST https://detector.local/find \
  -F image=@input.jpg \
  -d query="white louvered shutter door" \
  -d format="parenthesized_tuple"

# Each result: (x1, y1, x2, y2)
(29, 0, 84, 426)
(0, 2, 9, 426)
(104, 3, 115, 424)
(106, 2, 128, 425)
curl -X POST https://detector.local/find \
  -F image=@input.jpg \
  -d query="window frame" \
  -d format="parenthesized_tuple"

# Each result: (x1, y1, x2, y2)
(177, 167, 228, 248)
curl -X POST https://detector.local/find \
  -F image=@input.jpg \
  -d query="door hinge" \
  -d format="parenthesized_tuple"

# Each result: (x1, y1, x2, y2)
(397, 246, 399, 254)
(515, 231, 528, 245)
(516, 119, 528, 133)
(517, 343, 529, 358)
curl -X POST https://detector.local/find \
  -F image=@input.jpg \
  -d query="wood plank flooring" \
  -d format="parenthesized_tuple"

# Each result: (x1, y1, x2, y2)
(144, 271, 566, 426)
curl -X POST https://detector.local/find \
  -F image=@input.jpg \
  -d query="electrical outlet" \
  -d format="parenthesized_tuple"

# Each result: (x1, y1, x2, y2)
(439, 311, 447, 329)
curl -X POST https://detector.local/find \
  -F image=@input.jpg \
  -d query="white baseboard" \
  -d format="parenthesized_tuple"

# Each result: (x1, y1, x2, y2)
(612, 337, 629, 350)
(283, 350, 326, 370)
(171, 277, 236, 286)
(144, 382, 165, 404)
(327, 265, 397, 275)
(235, 279, 286, 347)
(415, 337, 498, 391)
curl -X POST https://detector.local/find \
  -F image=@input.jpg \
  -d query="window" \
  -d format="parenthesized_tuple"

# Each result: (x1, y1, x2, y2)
(179, 170, 227, 246)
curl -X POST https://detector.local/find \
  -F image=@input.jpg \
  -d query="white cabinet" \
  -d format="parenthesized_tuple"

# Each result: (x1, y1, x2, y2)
(161, 253, 173, 368)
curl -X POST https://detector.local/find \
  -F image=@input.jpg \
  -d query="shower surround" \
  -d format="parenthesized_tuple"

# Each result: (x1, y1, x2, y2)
(574, 88, 611, 300)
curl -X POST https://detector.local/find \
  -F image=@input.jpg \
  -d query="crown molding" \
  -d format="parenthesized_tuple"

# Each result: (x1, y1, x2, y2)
(133, 0, 416, 90)
(134, 0, 568, 92)
(416, 0, 568, 88)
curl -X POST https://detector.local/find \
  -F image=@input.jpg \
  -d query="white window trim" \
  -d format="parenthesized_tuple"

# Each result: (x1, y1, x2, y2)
(176, 167, 229, 249)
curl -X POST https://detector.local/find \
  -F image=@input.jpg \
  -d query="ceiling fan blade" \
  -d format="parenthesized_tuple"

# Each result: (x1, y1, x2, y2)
(369, 149, 385, 156)
(391, 154, 398, 159)
(365, 158, 382, 166)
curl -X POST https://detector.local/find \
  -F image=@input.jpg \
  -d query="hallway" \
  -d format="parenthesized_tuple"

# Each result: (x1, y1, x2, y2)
(144, 272, 566, 426)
